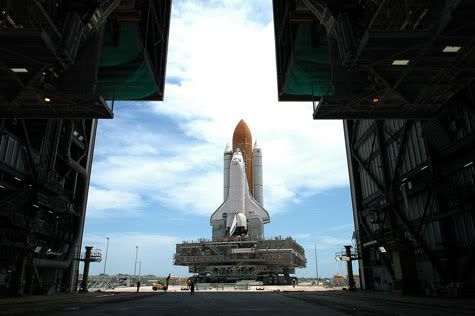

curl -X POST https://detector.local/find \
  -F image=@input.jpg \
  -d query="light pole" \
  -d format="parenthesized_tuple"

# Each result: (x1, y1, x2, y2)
(103, 236, 109, 275)
(133, 246, 138, 278)
(138, 261, 142, 281)
(314, 243, 319, 283)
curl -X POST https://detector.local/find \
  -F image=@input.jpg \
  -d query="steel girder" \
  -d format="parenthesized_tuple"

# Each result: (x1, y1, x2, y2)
(348, 117, 456, 290)
(0, 118, 97, 295)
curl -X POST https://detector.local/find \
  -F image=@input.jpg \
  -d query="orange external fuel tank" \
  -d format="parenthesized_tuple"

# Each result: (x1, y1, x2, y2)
(232, 119, 253, 196)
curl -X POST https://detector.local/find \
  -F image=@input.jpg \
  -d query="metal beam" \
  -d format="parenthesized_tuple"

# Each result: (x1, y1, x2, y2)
(396, 185, 449, 282)
(84, 0, 122, 38)
(352, 150, 385, 193)
(375, 121, 399, 231)
(20, 120, 38, 182)
(344, 120, 368, 289)
(380, 2, 460, 103)
(367, 66, 411, 104)
(357, 211, 395, 281)
(390, 121, 411, 185)
(353, 121, 377, 149)
(301, 0, 336, 36)
(379, 119, 450, 281)
(417, 191, 434, 232)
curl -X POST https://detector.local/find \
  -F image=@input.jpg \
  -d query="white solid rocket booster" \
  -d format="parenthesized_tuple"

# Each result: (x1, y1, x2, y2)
(223, 144, 232, 200)
(252, 141, 263, 206)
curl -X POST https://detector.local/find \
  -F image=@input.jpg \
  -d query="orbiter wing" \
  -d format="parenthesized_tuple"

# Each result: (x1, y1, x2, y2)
(210, 187, 269, 223)
(245, 194, 270, 223)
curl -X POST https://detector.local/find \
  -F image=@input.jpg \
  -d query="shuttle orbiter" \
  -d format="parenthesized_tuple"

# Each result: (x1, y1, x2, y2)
(210, 120, 269, 240)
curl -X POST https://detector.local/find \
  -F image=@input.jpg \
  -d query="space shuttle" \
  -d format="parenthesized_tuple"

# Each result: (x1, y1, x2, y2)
(210, 120, 270, 240)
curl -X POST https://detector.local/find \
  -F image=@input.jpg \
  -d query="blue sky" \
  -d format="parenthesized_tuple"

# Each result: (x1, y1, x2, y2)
(81, 0, 357, 278)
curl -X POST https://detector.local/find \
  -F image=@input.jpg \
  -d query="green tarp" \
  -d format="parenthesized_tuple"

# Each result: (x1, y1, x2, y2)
(284, 24, 332, 97)
(97, 23, 157, 100)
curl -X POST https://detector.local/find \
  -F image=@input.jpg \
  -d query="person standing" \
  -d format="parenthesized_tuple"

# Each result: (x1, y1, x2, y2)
(190, 279, 195, 295)
(165, 273, 171, 292)
(136, 280, 141, 293)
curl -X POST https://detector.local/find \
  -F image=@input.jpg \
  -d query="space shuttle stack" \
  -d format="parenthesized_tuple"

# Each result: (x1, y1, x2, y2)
(223, 144, 232, 200)
(252, 142, 263, 206)
(213, 119, 270, 241)
(223, 120, 265, 205)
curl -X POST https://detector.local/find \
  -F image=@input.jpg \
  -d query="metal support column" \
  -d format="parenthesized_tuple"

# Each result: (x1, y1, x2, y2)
(345, 245, 356, 291)
(80, 246, 93, 292)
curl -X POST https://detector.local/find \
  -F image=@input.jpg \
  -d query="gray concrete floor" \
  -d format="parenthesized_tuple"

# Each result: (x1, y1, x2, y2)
(2, 291, 474, 315)
(38, 292, 475, 316)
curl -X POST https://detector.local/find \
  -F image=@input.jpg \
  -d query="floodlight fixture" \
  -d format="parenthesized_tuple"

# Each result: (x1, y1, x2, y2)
(442, 46, 461, 53)
(10, 68, 28, 73)
(392, 59, 410, 65)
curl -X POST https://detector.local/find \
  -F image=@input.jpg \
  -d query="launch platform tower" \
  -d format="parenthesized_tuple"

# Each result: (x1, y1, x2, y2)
(174, 120, 306, 285)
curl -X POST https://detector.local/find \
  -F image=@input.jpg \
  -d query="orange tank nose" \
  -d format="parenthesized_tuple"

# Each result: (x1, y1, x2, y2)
(232, 119, 253, 195)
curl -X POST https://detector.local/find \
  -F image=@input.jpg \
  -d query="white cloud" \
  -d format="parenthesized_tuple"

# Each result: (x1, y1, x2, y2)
(87, 0, 349, 219)
(86, 186, 143, 218)
(91, 147, 222, 216)
(153, 1, 349, 212)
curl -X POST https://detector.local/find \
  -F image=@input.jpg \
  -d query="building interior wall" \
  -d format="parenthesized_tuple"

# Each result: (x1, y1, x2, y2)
(0, 119, 96, 296)
(345, 89, 475, 294)
(271, 0, 475, 296)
